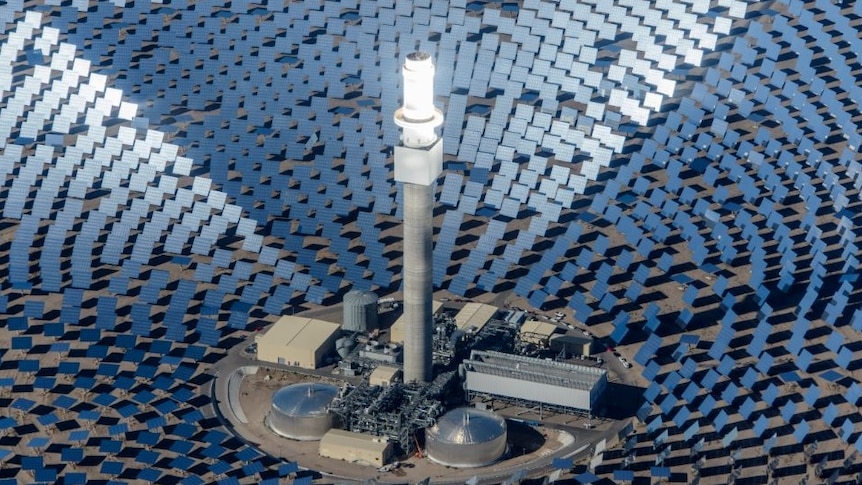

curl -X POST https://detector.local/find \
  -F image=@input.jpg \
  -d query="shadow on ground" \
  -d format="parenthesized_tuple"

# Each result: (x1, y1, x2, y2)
(600, 382, 645, 420)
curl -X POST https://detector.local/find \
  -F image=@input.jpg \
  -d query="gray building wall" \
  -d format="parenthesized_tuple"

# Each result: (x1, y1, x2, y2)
(464, 370, 605, 412)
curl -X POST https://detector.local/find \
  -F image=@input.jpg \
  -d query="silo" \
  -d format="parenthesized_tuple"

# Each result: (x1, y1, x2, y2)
(342, 289, 378, 333)
(425, 407, 507, 468)
(268, 382, 338, 440)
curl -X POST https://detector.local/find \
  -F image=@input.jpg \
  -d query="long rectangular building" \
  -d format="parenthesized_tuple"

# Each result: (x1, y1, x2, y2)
(462, 350, 607, 413)
(319, 429, 394, 467)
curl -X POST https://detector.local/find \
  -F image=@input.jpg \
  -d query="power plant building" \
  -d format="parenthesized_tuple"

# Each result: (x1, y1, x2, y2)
(388, 300, 444, 345)
(453, 302, 497, 334)
(550, 333, 594, 357)
(319, 429, 394, 467)
(518, 320, 558, 347)
(462, 350, 607, 413)
(256, 315, 341, 369)
(368, 365, 401, 387)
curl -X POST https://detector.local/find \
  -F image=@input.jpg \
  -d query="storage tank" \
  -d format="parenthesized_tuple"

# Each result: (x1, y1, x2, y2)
(342, 290, 379, 333)
(425, 407, 507, 468)
(268, 382, 338, 440)
(335, 336, 355, 359)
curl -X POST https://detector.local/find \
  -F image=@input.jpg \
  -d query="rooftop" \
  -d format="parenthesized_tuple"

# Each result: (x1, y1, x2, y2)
(463, 350, 607, 391)
(259, 315, 341, 349)
(454, 302, 498, 333)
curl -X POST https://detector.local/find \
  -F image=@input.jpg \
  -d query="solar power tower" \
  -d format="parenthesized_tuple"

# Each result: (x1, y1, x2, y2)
(394, 52, 444, 383)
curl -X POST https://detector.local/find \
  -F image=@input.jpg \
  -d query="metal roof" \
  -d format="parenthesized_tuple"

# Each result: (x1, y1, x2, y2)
(320, 429, 391, 451)
(550, 333, 593, 346)
(343, 289, 378, 306)
(454, 302, 497, 333)
(427, 407, 506, 445)
(519, 320, 558, 338)
(464, 350, 606, 391)
(261, 315, 341, 350)
(271, 382, 339, 417)
(368, 365, 401, 383)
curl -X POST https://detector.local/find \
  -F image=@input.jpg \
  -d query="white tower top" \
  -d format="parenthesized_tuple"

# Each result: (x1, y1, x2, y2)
(394, 52, 444, 150)
(393, 52, 444, 186)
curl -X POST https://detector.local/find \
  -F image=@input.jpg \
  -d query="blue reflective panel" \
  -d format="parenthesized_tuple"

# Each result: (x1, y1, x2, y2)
(798, 349, 814, 372)
(713, 410, 729, 434)
(634, 334, 662, 366)
(753, 414, 769, 438)
(645, 382, 662, 403)
(847, 383, 862, 406)
(781, 400, 797, 423)
(756, 351, 774, 375)
(837, 346, 854, 370)
(793, 420, 810, 443)
(717, 355, 735, 376)
(763, 383, 780, 406)
(823, 403, 839, 425)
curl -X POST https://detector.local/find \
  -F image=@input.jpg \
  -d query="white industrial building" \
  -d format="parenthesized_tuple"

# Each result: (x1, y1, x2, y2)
(462, 350, 607, 413)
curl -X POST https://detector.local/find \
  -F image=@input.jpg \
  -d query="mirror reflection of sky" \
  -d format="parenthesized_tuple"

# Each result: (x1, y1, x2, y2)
(3, 0, 862, 480)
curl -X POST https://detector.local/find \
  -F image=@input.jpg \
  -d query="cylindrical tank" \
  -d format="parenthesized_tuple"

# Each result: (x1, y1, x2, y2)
(268, 382, 338, 440)
(342, 289, 379, 333)
(425, 407, 507, 468)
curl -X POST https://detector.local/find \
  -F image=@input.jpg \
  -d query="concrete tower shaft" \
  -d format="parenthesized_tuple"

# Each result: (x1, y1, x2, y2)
(401, 182, 434, 384)
(393, 52, 443, 383)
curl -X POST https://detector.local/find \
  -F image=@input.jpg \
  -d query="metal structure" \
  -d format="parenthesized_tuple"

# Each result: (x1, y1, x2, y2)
(329, 371, 457, 454)
(462, 350, 607, 414)
(425, 407, 508, 468)
(342, 289, 379, 333)
(394, 52, 444, 384)
(432, 311, 463, 367)
(268, 382, 339, 441)
(469, 318, 520, 355)
(335, 336, 356, 359)
(358, 341, 402, 364)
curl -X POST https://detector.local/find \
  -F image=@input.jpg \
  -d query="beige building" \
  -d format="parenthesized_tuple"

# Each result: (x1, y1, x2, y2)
(453, 302, 497, 334)
(519, 320, 558, 347)
(319, 429, 394, 466)
(255, 315, 341, 369)
(368, 365, 401, 387)
(550, 333, 593, 356)
(388, 300, 444, 344)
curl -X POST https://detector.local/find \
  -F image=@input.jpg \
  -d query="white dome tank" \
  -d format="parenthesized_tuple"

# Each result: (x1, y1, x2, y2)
(268, 382, 338, 441)
(425, 407, 507, 468)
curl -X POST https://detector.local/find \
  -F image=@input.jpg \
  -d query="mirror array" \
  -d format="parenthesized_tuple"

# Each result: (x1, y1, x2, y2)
(0, 11, 303, 484)
(589, 0, 862, 481)
(0, 0, 860, 482)
(44, 0, 742, 301)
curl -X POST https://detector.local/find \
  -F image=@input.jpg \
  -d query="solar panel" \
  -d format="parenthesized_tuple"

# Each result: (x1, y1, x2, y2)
(793, 420, 810, 444)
